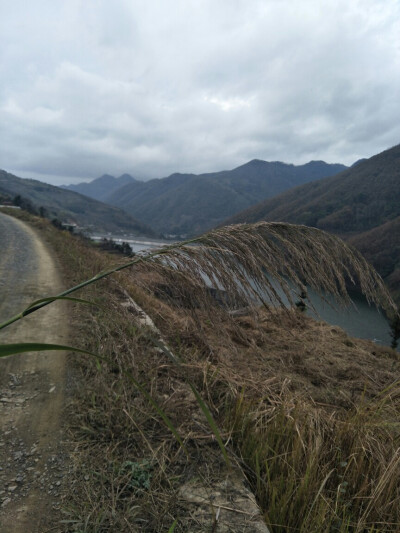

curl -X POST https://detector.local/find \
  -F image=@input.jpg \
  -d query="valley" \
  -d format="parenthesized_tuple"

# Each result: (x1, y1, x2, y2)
(2, 3, 400, 530)
(1, 143, 399, 532)
(2, 144, 398, 307)
(65, 159, 347, 237)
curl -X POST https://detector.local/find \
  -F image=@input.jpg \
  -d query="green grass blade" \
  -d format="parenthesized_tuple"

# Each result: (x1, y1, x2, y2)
(0, 343, 187, 453)
(168, 519, 178, 532)
(188, 381, 231, 468)
(0, 342, 98, 358)
(0, 234, 202, 332)
(22, 296, 101, 315)
(151, 337, 183, 366)
(22, 296, 102, 316)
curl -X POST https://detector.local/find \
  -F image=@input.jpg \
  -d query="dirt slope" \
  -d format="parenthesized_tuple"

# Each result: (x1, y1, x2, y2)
(0, 212, 69, 532)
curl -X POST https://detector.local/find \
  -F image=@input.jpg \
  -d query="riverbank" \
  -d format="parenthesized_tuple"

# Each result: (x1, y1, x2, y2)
(2, 209, 400, 532)
(88, 232, 174, 254)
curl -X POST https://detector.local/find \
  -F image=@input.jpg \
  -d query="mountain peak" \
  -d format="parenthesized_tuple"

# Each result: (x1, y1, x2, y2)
(94, 174, 116, 184)
(117, 173, 137, 183)
(240, 159, 294, 170)
(62, 173, 136, 202)
(248, 159, 266, 165)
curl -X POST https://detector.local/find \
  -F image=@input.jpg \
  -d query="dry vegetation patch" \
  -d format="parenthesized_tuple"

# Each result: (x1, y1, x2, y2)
(118, 264, 400, 532)
(3, 210, 400, 532)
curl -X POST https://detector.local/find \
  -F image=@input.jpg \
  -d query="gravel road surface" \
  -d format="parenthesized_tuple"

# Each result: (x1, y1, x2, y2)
(0, 212, 69, 532)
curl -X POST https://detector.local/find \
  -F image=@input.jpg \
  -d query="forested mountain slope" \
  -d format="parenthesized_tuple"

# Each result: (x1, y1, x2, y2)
(227, 144, 400, 302)
(348, 217, 400, 303)
(0, 170, 156, 236)
(103, 160, 347, 236)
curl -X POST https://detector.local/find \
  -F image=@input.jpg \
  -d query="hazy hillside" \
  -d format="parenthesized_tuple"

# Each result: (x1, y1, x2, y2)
(227, 144, 400, 301)
(103, 160, 347, 236)
(0, 170, 156, 236)
(63, 173, 136, 202)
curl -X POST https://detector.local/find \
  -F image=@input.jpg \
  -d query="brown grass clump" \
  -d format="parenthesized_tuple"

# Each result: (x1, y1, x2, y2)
(120, 264, 400, 532)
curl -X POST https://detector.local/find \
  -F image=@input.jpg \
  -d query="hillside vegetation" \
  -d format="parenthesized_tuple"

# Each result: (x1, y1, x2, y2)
(0, 170, 156, 236)
(348, 216, 400, 303)
(228, 144, 400, 302)
(4, 210, 400, 532)
(99, 159, 347, 236)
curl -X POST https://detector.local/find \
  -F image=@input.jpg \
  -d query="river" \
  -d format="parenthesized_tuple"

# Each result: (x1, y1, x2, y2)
(304, 288, 392, 347)
(89, 233, 170, 254)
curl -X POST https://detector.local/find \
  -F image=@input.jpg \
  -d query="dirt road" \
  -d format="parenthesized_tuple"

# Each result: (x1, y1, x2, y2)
(0, 212, 69, 532)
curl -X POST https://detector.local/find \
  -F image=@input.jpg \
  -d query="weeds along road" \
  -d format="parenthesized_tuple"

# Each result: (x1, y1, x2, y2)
(0, 212, 69, 532)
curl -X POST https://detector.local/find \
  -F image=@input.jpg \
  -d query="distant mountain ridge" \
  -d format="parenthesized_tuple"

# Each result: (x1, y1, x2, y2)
(62, 173, 137, 202)
(0, 170, 156, 236)
(226, 144, 400, 303)
(85, 159, 347, 236)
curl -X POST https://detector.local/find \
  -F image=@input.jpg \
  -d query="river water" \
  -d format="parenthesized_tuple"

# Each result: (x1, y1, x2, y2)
(89, 234, 170, 254)
(90, 234, 394, 348)
(304, 288, 392, 347)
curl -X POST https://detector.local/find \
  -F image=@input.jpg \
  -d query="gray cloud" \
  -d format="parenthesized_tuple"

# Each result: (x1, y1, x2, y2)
(1, 0, 400, 185)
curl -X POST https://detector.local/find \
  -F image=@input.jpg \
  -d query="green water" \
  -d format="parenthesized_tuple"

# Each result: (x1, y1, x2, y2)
(304, 288, 393, 347)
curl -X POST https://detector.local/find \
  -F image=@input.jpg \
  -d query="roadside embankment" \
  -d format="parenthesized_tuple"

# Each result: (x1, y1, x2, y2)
(2, 209, 400, 532)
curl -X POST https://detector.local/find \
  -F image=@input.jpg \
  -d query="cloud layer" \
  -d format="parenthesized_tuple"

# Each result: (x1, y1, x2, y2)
(1, 0, 400, 185)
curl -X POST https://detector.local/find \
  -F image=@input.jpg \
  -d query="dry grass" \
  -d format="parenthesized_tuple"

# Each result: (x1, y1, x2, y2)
(227, 393, 400, 532)
(121, 221, 396, 318)
(121, 263, 400, 532)
(3, 210, 400, 532)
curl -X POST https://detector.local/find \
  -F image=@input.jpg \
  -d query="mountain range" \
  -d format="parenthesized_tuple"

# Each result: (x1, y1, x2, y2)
(0, 170, 156, 236)
(1, 146, 398, 302)
(65, 160, 347, 236)
(227, 144, 400, 303)
(62, 173, 137, 202)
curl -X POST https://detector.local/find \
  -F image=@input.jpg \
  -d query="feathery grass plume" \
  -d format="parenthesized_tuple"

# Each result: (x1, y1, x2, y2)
(0, 222, 396, 334)
(126, 222, 396, 320)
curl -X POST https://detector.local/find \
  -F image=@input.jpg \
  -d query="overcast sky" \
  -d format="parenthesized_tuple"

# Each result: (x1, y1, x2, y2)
(1, 0, 400, 185)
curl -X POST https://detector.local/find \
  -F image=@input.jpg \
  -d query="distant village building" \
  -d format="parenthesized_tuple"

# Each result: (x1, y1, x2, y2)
(61, 222, 78, 232)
